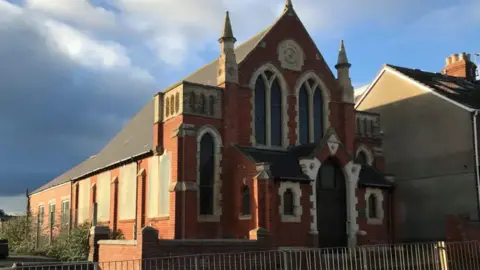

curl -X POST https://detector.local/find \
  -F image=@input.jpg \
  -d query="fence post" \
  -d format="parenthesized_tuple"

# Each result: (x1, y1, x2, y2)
(437, 241, 449, 270)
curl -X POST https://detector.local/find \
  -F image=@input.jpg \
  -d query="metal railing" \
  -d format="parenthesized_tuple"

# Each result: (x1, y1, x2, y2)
(5, 261, 94, 270)
(96, 241, 480, 270)
(7, 241, 480, 270)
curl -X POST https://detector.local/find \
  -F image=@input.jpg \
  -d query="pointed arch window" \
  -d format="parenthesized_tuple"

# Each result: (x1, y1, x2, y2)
(297, 77, 326, 144)
(199, 94, 206, 114)
(199, 133, 215, 215)
(253, 69, 285, 147)
(254, 77, 267, 145)
(189, 92, 197, 113)
(241, 185, 250, 216)
(368, 194, 378, 218)
(299, 85, 309, 145)
(313, 87, 323, 142)
(209, 96, 215, 116)
(283, 189, 295, 216)
(165, 97, 170, 117)
(169, 96, 174, 114)
(175, 92, 180, 113)
(270, 79, 282, 147)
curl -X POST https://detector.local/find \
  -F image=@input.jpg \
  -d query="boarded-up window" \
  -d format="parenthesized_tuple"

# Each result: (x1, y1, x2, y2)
(49, 203, 56, 227)
(158, 152, 171, 216)
(147, 156, 159, 218)
(119, 163, 137, 220)
(97, 171, 111, 222)
(61, 200, 70, 229)
(77, 178, 91, 224)
(38, 205, 44, 229)
(147, 153, 171, 218)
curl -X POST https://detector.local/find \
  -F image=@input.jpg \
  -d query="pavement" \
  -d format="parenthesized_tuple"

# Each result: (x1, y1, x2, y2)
(0, 255, 58, 269)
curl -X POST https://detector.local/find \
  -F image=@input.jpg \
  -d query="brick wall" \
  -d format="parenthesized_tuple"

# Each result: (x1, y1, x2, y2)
(356, 188, 392, 245)
(96, 226, 273, 263)
(446, 215, 480, 241)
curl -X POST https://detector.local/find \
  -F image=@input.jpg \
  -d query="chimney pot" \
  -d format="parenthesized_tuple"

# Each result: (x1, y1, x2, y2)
(446, 56, 452, 65)
(452, 53, 459, 63)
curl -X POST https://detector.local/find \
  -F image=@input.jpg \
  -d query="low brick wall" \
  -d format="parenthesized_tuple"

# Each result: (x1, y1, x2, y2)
(446, 215, 480, 241)
(98, 240, 140, 262)
(95, 226, 273, 263)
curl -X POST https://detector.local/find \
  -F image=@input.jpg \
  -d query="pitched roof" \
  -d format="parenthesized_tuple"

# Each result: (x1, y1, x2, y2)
(358, 165, 394, 188)
(31, 23, 274, 195)
(234, 144, 314, 182)
(387, 64, 480, 109)
(234, 144, 393, 188)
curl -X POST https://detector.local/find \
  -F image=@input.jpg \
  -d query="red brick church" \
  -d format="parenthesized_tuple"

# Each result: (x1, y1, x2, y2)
(28, 0, 395, 248)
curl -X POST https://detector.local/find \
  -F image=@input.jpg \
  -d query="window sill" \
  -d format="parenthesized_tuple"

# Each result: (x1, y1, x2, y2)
(147, 216, 169, 221)
(238, 215, 252, 220)
(366, 218, 383, 225)
(198, 215, 220, 222)
(280, 214, 301, 223)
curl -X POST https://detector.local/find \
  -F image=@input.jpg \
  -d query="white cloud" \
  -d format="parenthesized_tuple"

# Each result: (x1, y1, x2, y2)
(43, 19, 131, 69)
(25, 0, 115, 29)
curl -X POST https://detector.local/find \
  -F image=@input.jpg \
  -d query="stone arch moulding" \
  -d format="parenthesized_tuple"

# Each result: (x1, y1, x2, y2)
(298, 128, 361, 247)
(355, 144, 374, 166)
(249, 62, 289, 148)
(294, 70, 332, 144)
(196, 125, 223, 222)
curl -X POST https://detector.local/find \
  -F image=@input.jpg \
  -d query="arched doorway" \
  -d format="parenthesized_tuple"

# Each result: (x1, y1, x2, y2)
(316, 158, 347, 247)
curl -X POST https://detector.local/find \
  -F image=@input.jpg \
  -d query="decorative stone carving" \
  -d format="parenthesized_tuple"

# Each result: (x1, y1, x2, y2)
(277, 39, 304, 71)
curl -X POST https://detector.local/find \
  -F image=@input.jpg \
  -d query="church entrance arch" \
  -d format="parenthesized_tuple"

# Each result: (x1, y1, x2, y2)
(316, 158, 347, 247)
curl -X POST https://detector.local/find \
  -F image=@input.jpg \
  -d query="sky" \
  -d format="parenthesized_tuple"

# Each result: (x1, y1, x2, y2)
(0, 0, 479, 214)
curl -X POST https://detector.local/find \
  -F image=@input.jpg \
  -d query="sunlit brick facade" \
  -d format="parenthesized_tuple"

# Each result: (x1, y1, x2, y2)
(28, 1, 395, 248)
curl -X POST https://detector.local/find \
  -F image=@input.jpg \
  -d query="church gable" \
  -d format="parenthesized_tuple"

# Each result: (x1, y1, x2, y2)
(238, 6, 341, 101)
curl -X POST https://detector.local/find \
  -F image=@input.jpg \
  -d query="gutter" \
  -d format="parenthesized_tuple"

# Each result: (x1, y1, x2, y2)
(473, 110, 480, 219)
(71, 151, 152, 182)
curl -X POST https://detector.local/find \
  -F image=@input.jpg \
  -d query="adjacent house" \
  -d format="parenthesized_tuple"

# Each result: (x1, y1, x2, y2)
(28, 0, 395, 248)
(356, 52, 480, 241)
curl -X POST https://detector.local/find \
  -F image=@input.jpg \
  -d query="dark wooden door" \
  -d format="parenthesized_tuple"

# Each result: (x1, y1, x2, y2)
(316, 158, 347, 248)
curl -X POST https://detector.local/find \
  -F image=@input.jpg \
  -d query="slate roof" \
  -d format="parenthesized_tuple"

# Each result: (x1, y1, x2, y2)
(234, 144, 315, 182)
(387, 64, 480, 109)
(31, 25, 274, 194)
(234, 144, 394, 188)
(358, 165, 394, 188)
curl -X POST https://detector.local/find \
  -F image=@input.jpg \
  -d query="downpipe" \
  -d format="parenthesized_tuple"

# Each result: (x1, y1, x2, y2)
(133, 157, 139, 240)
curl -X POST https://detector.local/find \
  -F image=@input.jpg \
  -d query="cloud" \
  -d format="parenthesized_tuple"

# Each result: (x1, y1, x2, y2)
(0, 0, 155, 195)
(25, 0, 116, 29)
(0, 0, 478, 208)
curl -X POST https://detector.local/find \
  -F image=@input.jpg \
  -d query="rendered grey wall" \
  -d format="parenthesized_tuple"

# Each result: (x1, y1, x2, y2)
(357, 71, 477, 241)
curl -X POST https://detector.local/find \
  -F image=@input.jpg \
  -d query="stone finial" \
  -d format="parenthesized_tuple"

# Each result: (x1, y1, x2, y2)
(220, 11, 235, 42)
(335, 40, 350, 69)
(284, 0, 293, 10)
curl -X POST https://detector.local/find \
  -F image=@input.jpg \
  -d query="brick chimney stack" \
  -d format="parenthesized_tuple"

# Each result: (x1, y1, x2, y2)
(442, 52, 477, 82)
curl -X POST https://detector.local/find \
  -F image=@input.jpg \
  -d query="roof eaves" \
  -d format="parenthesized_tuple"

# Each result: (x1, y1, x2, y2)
(29, 181, 71, 196)
(71, 150, 153, 182)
